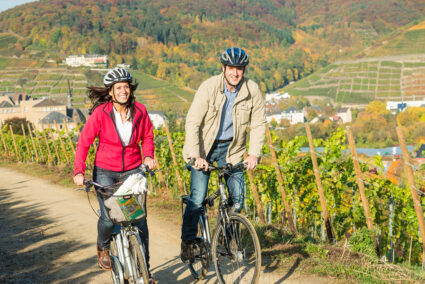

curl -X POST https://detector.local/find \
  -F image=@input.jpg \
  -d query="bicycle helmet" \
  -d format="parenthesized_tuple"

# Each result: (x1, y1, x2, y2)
(220, 47, 249, 67)
(103, 67, 133, 87)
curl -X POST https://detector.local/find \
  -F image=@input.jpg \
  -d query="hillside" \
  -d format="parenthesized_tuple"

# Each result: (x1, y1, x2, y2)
(283, 20, 425, 104)
(0, 53, 194, 111)
(0, 0, 423, 94)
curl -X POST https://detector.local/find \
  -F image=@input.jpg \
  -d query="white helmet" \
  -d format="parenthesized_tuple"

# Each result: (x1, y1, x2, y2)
(103, 68, 133, 87)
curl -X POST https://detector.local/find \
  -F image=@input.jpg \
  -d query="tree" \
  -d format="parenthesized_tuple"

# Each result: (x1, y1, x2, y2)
(3, 117, 33, 135)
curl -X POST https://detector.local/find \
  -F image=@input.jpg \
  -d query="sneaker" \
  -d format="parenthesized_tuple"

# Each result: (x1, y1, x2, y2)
(180, 239, 195, 264)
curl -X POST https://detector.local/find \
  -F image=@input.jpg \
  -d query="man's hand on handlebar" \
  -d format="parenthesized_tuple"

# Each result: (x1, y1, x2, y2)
(192, 157, 209, 171)
(243, 155, 258, 170)
(73, 173, 85, 187)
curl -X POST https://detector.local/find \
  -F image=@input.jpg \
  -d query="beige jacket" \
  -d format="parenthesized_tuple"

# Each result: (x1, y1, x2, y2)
(183, 73, 266, 165)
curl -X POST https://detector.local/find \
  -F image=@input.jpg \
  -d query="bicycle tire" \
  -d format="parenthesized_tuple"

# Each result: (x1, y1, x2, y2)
(129, 234, 149, 284)
(211, 213, 261, 284)
(188, 219, 209, 280)
(110, 237, 124, 284)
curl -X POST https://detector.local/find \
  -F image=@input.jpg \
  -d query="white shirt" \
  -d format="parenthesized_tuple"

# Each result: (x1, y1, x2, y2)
(113, 107, 133, 146)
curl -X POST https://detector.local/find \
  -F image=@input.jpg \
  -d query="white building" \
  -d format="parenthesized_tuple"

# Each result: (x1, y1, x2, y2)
(387, 100, 425, 113)
(266, 106, 304, 125)
(65, 54, 108, 67)
(265, 92, 290, 102)
(335, 107, 352, 123)
(148, 111, 167, 129)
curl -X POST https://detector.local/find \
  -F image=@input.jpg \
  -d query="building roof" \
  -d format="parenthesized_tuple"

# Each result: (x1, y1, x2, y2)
(40, 111, 72, 124)
(336, 107, 350, 113)
(0, 101, 14, 108)
(33, 98, 65, 108)
(283, 106, 301, 113)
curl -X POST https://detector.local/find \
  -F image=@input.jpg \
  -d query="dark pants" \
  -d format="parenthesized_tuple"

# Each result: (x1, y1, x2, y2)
(181, 141, 245, 240)
(93, 166, 150, 269)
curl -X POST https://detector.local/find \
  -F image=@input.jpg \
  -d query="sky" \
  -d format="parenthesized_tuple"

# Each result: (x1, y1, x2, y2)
(0, 0, 38, 13)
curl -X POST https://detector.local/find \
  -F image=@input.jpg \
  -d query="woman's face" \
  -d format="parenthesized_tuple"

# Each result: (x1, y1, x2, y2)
(110, 82, 130, 104)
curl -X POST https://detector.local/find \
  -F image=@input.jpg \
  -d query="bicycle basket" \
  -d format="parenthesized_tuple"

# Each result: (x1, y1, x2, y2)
(102, 184, 147, 224)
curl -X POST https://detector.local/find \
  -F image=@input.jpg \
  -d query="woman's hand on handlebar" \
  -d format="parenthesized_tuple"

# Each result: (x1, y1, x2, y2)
(143, 156, 157, 170)
(73, 173, 85, 187)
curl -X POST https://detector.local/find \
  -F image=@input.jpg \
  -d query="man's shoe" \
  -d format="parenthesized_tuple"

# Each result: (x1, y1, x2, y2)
(97, 245, 112, 270)
(180, 239, 195, 264)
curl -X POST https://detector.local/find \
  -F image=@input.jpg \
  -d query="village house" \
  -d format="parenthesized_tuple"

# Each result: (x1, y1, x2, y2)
(266, 106, 305, 126)
(148, 111, 167, 129)
(335, 107, 352, 123)
(65, 54, 107, 67)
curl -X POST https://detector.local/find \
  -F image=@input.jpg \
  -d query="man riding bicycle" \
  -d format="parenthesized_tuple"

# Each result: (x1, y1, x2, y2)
(73, 68, 157, 283)
(181, 47, 266, 263)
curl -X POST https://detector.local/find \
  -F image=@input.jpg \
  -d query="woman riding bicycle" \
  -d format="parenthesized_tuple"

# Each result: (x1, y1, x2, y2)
(73, 67, 157, 284)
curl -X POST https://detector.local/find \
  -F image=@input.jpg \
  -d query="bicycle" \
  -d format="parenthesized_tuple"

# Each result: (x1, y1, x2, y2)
(181, 162, 261, 284)
(77, 165, 154, 284)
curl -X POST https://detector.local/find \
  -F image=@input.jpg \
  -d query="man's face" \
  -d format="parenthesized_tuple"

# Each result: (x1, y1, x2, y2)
(223, 65, 244, 87)
(109, 82, 130, 104)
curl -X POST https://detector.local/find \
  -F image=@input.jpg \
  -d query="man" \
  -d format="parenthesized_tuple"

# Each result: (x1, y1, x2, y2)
(181, 47, 266, 263)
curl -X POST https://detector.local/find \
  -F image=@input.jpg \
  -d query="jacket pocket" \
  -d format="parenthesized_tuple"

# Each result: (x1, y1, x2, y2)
(238, 105, 251, 125)
(204, 104, 218, 124)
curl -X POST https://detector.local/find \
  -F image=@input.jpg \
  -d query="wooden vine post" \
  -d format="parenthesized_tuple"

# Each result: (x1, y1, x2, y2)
(73, 119, 93, 168)
(29, 124, 45, 162)
(53, 120, 70, 164)
(0, 124, 8, 155)
(27, 123, 39, 163)
(64, 122, 76, 155)
(305, 123, 334, 243)
(21, 124, 32, 162)
(41, 124, 53, 165)
(9, 125, 20, 161)
(163, 119, 185, 194)
(396, 126, 425, 260)
(244, 152, 266, 224)
(46, 121, 61, 164)
(265, 125, 296, 232)
(155, 157, 168, 192)
(346, 127, 374, 230)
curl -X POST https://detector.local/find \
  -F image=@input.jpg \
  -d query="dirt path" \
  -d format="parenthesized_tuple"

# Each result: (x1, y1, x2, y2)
(0, 167, 331, 283)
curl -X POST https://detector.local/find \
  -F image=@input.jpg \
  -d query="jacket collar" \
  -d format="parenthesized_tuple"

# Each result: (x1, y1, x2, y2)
(220, 72, 248, 100)
(102, 101, 143, 121)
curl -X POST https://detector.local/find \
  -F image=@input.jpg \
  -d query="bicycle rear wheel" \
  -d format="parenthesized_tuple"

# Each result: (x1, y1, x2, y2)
(211, 214, 261, 284)
(188, 218, 209, 280)
(129, 234, 149, 284)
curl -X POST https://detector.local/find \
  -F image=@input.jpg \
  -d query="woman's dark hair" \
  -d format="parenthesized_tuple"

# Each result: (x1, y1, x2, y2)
(87, 81, 138, 119)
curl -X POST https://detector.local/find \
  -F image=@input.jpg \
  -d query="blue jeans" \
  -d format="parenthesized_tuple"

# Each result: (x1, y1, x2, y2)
(181, 141, 245, 240)
(93, 166, 151, 269)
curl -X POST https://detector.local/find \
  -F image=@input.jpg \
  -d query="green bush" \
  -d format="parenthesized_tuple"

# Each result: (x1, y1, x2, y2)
(348, 228, 377, 260)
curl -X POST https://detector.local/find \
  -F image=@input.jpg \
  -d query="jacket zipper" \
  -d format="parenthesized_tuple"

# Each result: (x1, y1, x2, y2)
(107, 108, 126, 172)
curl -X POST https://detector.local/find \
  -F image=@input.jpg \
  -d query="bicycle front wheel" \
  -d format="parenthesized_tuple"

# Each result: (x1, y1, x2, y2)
(211, 214, 261, 284)
(129, 234, 149, 284)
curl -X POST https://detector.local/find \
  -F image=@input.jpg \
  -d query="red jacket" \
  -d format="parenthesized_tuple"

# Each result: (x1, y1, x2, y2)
(73, 101, 155, 175)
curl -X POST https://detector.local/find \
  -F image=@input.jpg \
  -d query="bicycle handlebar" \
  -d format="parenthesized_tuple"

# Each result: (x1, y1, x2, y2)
(75, 164, 157, 192)
(187, 158, 246, 172)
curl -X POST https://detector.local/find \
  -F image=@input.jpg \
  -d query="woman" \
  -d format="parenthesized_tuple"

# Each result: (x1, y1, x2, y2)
(73, 68, 157, 283)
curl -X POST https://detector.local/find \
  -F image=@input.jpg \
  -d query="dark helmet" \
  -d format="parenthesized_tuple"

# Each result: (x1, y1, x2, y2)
(220, 47, 249, 67)
(103, 67, 133, 87)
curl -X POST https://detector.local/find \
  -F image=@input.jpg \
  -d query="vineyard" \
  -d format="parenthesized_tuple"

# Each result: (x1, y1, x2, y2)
(1, 120, 425, 272)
